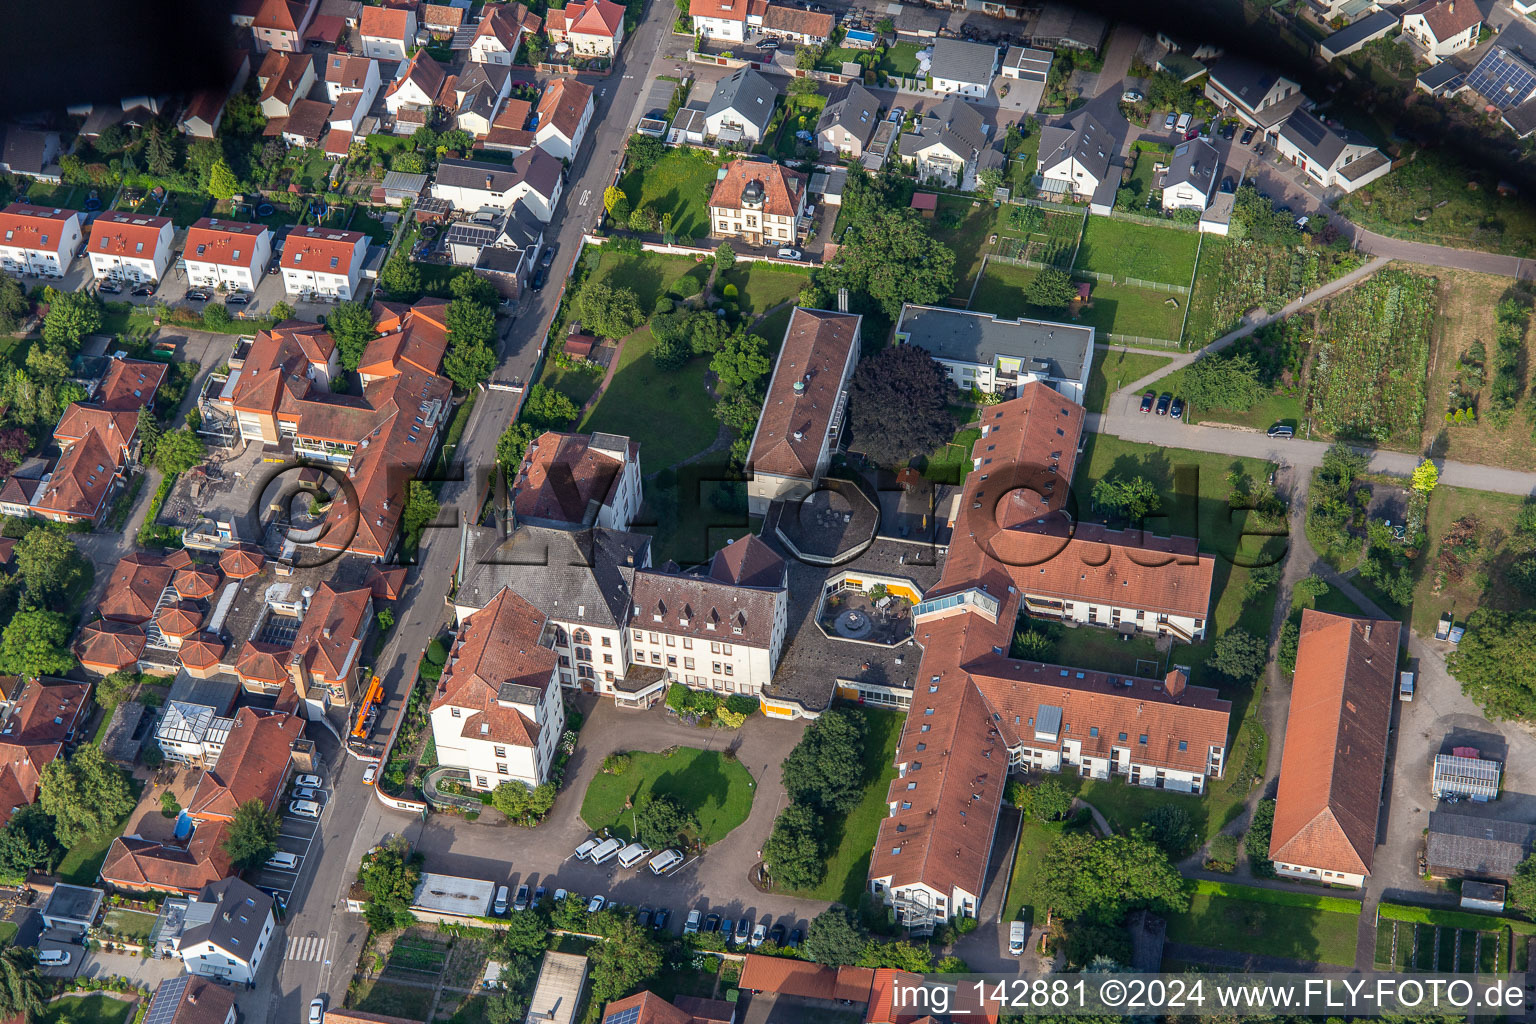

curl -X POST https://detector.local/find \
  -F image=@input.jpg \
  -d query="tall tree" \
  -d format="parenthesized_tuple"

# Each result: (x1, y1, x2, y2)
(0, 803, 62, 876)
(635, 794, 698, 849)
(326, 301, 377, 371)
(817, 206, 955, 318)
(222, 799, 281, 870)
(443, 339, 497, 393)
(1036, 831, 1189, 925)
(208, 158, 240, 200)
(576, 282, 643, 340)
(803, 906, 865, 966)
(1447, 609, 1536, 720)
(358, 836, 420, 933)
(587, 913, 664, 1008)
(446, 297, 496, 348)
(449, 271, 499, 308)
(154, 428, 206, 475)
(137, 405, 162, 466)
(709, 332, 771, 400)
(0, 277, 28, 334)
(381, 251, 422, 301)
(1090, 476, 1161, 522)
(1025, 266, 1076, 311)
(144, 123, 176, 176)
(846, 344, 955, 468)
(521, 384, 578, 431)
(0, 948, 47, 1024)
(13, 528, 88, 604)
(37, 745, 135, 847)
(496, 421, 539, 473)
(402, 480, 440, 537)
(41, 290, 102, 352)
(0, 608, 74, 677)
(1181, 351, 1265, 412)
(713, 241, 736, 273)
(780, 709, 866, 814)
(1511, 854, 1536, 914)
(1209, 628, 1267, 682)
(763, 803, 825, 891)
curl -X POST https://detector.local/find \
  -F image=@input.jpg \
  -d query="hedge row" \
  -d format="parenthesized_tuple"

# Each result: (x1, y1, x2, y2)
(1192, 879, 1363, 915)
(1378, 901, 1536, 934)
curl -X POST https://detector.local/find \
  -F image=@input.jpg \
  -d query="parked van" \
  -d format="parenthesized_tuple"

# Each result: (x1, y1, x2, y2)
(1399, 671, 1415, 701)
(289, 800, 320, 818)
(1008, 921, 1027, 956)
(617, 842, 653, 869)
(649, 849, 684, 875)
(266, 851, 300, 870)
(575, 837, 600, 861)
(1175, 112, 1192, 134)
(494, 886, 510, 915)
(39, 950, 71, 966)
(589, 837, 624, 864)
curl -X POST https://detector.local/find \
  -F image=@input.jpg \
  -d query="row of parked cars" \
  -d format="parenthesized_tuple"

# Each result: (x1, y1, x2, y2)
(574, 834, 684, 874)
(682, 910, 800, 950)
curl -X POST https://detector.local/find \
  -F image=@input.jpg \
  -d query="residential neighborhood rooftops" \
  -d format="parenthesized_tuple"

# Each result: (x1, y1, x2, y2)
(930, 37, 999, 86)
(895, 304, 1094, 382)
(89, 211, 169, 258)
(704, 67, 779, 135)
(1320, 9, 1399, 58)
(1165, 137, 1220, 195)
(1278, 109, 1373, 167)
(816, 81, 881, 146)
(185, 219, 271, 266)
(280, 226, 366, 272)
(709, 158, 805, 219)
(761, 2, 834, 38)
(0, 202, 79, 252)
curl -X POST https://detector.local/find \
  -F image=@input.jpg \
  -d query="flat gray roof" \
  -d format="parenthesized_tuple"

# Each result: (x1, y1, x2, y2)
(411, 872, 495, 917)
(895, 304, 1094, 381)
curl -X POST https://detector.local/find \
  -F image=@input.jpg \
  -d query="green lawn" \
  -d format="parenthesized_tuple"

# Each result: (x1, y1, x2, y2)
(103, 909, 158, 941)
(579, 326, 718, 471)
(749, 306, 795, 352)
(60, 781, 141, 885)
(720, 262, 809, 316)
(1084, 350, 1172, 414)
(969, 262, 1185, 343)
(0, 921, 16, 945)
(929, 195, 1003, 300)
(767, 95, 824, 161)
(914, 426, 980, 484)
(1165, 889, 1359, 966)
(22, 182, 81, 208)
(36, 996, 133, 1024)
(1003, 819, 1065, 925)
(1151, 362, 1304, 431)
(1075, 216, 1200, 287)
(617, 148, 722, 241)
(159, 190, 210, 227)
(582, 249, 711, 311)
(580, 747, 756, 845)
(881, 41, 924, 76)
(783, 706, 904, 905)
(535, 360, 604, 410)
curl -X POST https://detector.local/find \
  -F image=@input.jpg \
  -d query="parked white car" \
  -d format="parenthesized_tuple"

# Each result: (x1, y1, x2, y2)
(38, 950, 71, 966)
(649, 849, 684, 875)
(294, 774, 323, 789)
(290, 799, 321, 818)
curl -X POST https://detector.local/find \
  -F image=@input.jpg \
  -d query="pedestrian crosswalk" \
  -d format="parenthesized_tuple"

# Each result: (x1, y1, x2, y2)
(287, 936, 327, 962)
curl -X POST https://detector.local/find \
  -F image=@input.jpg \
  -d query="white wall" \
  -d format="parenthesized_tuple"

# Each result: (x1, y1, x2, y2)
(180, 912, 273, 985)
(692, 14, 746, 40)
(1274, 860, 1365, 888)
(186, 237, 271, 291)
(430, 670, 565, 788)
(930, 76, 989, 98)
(0, 216, 82, 277)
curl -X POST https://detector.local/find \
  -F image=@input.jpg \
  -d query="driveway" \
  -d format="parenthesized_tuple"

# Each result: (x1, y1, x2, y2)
(409, 700, 820, 934)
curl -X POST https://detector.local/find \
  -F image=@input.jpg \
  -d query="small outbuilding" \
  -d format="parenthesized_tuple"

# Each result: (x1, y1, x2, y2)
(1461, 880, 1507, 913)
(1432, 751, 1501, 801)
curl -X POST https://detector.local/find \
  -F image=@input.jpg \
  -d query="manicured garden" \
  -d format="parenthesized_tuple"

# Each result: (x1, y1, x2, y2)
(1083, 350, 1172, 413)
(914, 425, 981, 485)
(36, 996, 133, 1024)
(579, 326, 719, 472)
(580, 747, 756, 846)
(615, 147, 721, 241)
(719, 262, 810, 316)
(582, 249, 710, 311)
(969, 262, 1186, 343)
(1074, 216, 1200, 287)
(1165, 881, 1360, 966)
(1003, 818, 1068, 925)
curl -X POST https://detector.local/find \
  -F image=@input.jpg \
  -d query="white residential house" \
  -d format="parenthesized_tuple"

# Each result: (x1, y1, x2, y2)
(1401, 0, 1481, 62)
(87, 212, 174, 284)
(183, 219, 272, 292)
(708, 159, 806, 246)
(1161, 138, 1220, 212)
(1204, 58, 1304, 129)
(0, 203, 83, 278)
(359, 6, 417, 61)
(321, 53, 381, 113)
(534, 79, 595, 160)
(469, 3, 541, 65)
(702, 68, 778, 144)
(545, 0, 627, 56)
(279, 226, 369, 300)
(894, 303, 1094, 403)
(384, 52, 447, 116)
(172, 878, 276, 986)
(430, 153, 565, 222)
(688, 0, 749, 41)
(429, 587, 568, 791)
(1037, 113, 1115, 207)
(928, 37, 999, 97)
(1274, 109, 1392, 193)
(899, 96, 997, 190)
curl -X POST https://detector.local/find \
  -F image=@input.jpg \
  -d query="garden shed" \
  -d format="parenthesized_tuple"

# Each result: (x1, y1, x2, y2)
(1432, 752, 1501, 801)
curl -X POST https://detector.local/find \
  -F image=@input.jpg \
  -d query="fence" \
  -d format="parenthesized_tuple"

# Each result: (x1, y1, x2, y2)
(1106, 208, 1201, 232)
(1073, 267, 1190, 295)
(1104, 333, 1182, 348)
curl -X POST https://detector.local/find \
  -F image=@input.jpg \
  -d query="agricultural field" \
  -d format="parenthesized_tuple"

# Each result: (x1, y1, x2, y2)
(1375, 919, 1511, 973)
(1304, 269, 1436, 447)
(1074, 216, 1200, 287)
(969, 262, 1185, 343)
(1420, 270, 1536, 471)
(1182, 236, 1354, 348)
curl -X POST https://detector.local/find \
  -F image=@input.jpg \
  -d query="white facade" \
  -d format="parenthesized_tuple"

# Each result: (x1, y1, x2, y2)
(429, 670, 566, 790)
(179, 912, 274, 985)
(931, 74, 990, 98)
(1273, 130, 1391, 192)
(385, 74, 439, 115)
(324, 57, 380, 103)
(1272, 860, 1367, 889)
(535, 95, 594, 161)
(185, 233, 271, 292)
(690, 12, 746, 40)
(88, 222, 174, 283)
(281, 236, 367, 300)
(1018, 593, 1206, 643)
(551, 622, 630, 691)
(1006, 737, 1221, 793)
(431, 177, 563, 223)
(1402, 6, 1479, 62)
(0, 213, 82, 277)
(628, 603, 787, 697)
(872, 878, 982, 926)
(1039, 148, 1107, 197)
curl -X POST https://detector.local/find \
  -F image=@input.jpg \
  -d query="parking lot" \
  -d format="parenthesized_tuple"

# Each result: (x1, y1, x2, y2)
(247, 774, 329, 911)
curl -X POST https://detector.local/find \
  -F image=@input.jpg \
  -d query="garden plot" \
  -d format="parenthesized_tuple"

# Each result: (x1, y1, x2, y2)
(994, 205, 1082, 268)
(383, 933, 451, 980)
(1182, 237, 1330, 348)
(1074, 216, 1200, 287)
(1305, 269, 1435, 446)
(1375, 920, 1507, 973)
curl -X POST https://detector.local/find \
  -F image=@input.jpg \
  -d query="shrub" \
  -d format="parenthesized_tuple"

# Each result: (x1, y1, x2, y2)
(601, 753, 632, 775)
(426, 638, 448, 665)
(1206, 833, 1239, 872)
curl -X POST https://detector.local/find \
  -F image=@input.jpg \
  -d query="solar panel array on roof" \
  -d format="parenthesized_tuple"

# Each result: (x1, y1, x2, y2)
(1466, 46, 1536, 109)
(144, 976, 190, 1024)
(603, 1007, 640, 1024)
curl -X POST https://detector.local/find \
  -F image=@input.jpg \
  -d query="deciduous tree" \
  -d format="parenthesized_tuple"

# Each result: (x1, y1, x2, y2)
(222, 799, 281, 870)
(447, 297, 496, 348)
(847, 344, 955, 468)
(41, 290, 102, 353)
(1025, 266, 1076, 311)
(442, 338, 497, 392)
(714, 241, 736, 273)
(709, 331, 771, 400)
(635, 794, 697, 849)
(1447, 609, 1536, 720)
(0, 277, 28, 334)
(817, 206, 955, 318)
(14, 528, 88, 604)
(1090, 475, 1160, 522)
(37, 745, 134, 847)
(521, 384, 578, 431)
(358, 836, 420, 933)
(577, 282, 643, 340)
(1209, 628, 1267, 683)
(154, 428, 206, 475)
(781, 709, 866, 814)
(1036, 831, 1189, 925)
(0, 804, 62, 877)
(402, 480, 440, 537)
(764, 803, 825, 891)
(496, 421, 538, 473)
(587, 913, 663, 1008)
(381, 251, 422, 301)
(326, 301, 377, 371)
(0, 608, 74, 677)
(803, 906, 865, 966)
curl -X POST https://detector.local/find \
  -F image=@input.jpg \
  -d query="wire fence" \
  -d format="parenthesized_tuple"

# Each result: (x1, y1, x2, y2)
(1106, 208, 1202, 232)
(1104, 333, 1182, 348)
(1072, 268, 1190, 294)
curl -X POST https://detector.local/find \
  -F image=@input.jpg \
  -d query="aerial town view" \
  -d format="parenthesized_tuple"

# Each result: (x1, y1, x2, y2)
(3, 0, 1536, 1019)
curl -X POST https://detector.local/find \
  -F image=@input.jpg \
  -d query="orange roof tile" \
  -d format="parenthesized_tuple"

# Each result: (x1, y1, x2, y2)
(280, 226, 366, 275)
(220, 544, 267, 578)
(236, 640, 289, 685)
(88, 212, 170, 259)
(185, 218, 271, 268)
(101, 551, 176, 623)
(173, 565, 222, 600)
(291, 582, 371, 682)
(429, 587, 557, 748)
(75, 620, 148, 671)
(188, 709, 303, 820)
(34, 429, 119, 521)
(512, 430, 630, 526)
(360, 4, 412, 38)
(536, 79, 593, 141)
(100, 822, 233, 894)
(179, 633, 227, 672)
(156, 602, 205, 639)
(0, 203, 79, 254)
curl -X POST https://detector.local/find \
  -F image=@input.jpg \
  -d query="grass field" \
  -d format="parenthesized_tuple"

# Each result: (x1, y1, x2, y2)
(749, 306, 794, 351)
(617, 148, 721, 241)
(1420, 270, 1536, 471)
(535, 360, 604, 410)
(103, 908, 158, 941)
(1084, 350, 1172, 413)
(159, 190, 210, 227)
(1074, 216, 1200, 287)
(1182, 237, 1338, 349)
(914, 425, 980, 484)
(1166, 888, 1359, 966)
(720, 262, 809, 316)
(37, 997, 132, 1024)
(349, 980, 436, 1021)
(579, 326, 718, 471)
(582, 249, 711, 311)
(785, 706, 904, 905)
(580, 747, 756, 846)
(929, 196, 1004, 300)
(59, 778, 141, 884)
(1408, 486, 1532, 638)
(0, 921, 16, 945)
(1337, 153, 1536, 257)
(970, 262, 1186, 342)
(1003, 819, 1067, 925)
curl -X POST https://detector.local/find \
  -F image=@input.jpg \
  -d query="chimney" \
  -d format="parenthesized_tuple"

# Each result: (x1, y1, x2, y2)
(837, 287, 849, 313)
(1364, 621, 1373, 641)
(485, 174, 495, 189)
(187, 991, 198, 1005)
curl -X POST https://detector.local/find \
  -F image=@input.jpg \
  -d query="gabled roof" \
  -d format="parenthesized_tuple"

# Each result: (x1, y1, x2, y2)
(630, 562, 781, 648)
(2, 679, 91, 745)
(1404, 0, 1480, 41)
(258, 49, 313, 108)
(423, 3, 465, 29)
(761, 2, 834, 37)
(1277, 109, 1374, 169)
(475, 2, 541, 49)
(290, 582, 371, 682)
(457, 523, 651, 628)
(150, 976, 237, 1024)
(512, 430, 633, 527)
(901, 94, 988, 165)
(387, 50, 447, 101)
(746, 307, 858, 479)
(559, 0, 625, 37)
(280, 226, 366, 275)
(930, 37, 999, 86)
(817, 82, 881, 146)
(708, 534, 784, 588)
(360, 4, 412, 38)
(283, 99, 334, 142)
(88, 212, 169, 259)
(1165, 137, 1219, 194)
(185, 218, 271, 268)
(101, 551, 176, 623)
(537, 79, 594, 142)
(704, 68, 779, 133)
(188, 709, 303, 820)
(430, 587, 557, 748)
(181, 877, 273, 963)
(100, 822, 233, 893)
(1270, 610, 1400, 877)
(688, 0, 757, 22)
(0, 203, 79, 253)
(1038, 110, 1114, 183)
(253, 0, 308, 32)
(324, 53, 375, 88)
(1207, 57, 1297, 110)
(1426, 811, 1536, 879)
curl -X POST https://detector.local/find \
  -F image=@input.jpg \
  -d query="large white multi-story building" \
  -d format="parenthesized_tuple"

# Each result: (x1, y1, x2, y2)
(429, 587, 568, 791)
(894, 304, 1094, 403)
(511, 430, 642, 531)
(87, 212, 174, 284)
(0, 203, 82, 278)
(183, 219, 273, 293)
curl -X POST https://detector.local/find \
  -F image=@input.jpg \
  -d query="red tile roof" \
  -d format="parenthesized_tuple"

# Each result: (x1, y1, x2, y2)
(281, 226, 365, 274)
(536, 79, 593, 141)
(291, 582, 371, 682)
(258, 49, 314, 107)
(512, 430, 631, 526)
(599, 992, 689, 1024)
(761, 2, 834, 38)
(738, 955, 875, 1002)
(96, 357, 170, 410)
(220, 544, 267, 579)
(34, 429, 119, 521)
(747, 307, 858, 479)
(253, 0, 308, 31)
(0, 203, 79, 254)
(360, 4, 412, 38)
(157, 602, 205, 639)
(100, 822, 234, 894)
(1270, 610, 1400, 878)
(324, 53, 376, 89)
(173, 565, 222, 600)
(387, 50, 447, 102)
(1404, 0, 1480, 40)
(75, 619, 148, 671)
(423, 3, 465, 29)
(88, 212, 169, 260)
(102, 551, 176, 623)
(475, 3, 541, 49)
(358, 298, 450, 378)
(429, 587, 557, 748)
(688, 0, 752, 22)
(188, 709, 303, 820)
(179, 633, 227, 672)
(235, 641, 289, 685)
(710, 159, 806, 219)
(367, 565, 407, 600)
(185, 219, 271, 268)
(559, 0, 625, 37)
(3, 680, 91, 745)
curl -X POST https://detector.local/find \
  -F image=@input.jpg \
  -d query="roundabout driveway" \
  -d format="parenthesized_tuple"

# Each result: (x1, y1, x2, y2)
(408, 699, 827, 932)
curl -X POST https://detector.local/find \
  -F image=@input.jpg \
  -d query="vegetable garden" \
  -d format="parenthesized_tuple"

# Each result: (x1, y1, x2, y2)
(1182, 237, 1328, 347)
(994, 205, 1083, 268)
(1305, 270, 1436, 445)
